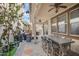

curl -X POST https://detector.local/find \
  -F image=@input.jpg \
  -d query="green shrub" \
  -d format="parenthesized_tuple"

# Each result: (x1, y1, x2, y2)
(0, 41, 2, 47)
(9, 42, 14, 51)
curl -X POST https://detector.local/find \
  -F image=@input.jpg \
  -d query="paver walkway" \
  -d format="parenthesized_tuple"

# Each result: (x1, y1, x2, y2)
(14, 39, 47, 56)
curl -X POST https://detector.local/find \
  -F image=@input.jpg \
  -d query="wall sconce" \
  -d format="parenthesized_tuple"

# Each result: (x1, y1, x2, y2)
(39, 19, 41, 22)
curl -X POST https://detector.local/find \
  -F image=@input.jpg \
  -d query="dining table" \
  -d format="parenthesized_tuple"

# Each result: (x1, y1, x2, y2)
(43, 35, 75, 56)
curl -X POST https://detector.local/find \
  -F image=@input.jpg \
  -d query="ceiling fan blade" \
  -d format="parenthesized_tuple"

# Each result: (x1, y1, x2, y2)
(50, 3, 62, 6)
(49, 5, 54, 6)
(55, 7, 58, 13)
(54, 3, 62, 6)
(48, 8, 54, 12)
(59, 6, 67, 8)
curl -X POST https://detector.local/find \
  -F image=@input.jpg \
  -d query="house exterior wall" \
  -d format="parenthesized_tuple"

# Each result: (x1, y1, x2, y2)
(30, 3, 79, 53)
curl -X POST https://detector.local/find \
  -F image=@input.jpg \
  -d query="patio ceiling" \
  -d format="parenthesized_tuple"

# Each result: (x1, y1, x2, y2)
(30, 3, 76, 24)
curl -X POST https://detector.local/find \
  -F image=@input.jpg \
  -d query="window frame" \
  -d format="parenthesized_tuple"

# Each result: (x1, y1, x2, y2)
(69, 7, 79, 37)
(57, 13, 67, 34)
(51, 18, 57, 34)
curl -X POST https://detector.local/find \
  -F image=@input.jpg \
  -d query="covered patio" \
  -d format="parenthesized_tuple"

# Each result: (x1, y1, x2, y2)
(30, 3, 79, 56)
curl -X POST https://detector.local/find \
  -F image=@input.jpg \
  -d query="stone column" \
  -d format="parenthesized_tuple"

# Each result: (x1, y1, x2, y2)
(32, 17, 36, 42)
(48, 19, 51, 35)
(42, 24, 44, 36)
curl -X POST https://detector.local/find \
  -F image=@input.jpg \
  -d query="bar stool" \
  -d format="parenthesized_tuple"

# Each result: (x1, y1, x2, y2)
(44, 36, 49, 53)
(61, 43, 72, 56)
(52, 42, 60, 56)
(41, 36, 45, 50)
(46, 38, 53, 56)
(51, 37, 60, 56)
(41, 36, 48, 53)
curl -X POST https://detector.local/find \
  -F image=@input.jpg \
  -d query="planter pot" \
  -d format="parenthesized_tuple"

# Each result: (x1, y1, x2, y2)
(0, 47, 3, 56)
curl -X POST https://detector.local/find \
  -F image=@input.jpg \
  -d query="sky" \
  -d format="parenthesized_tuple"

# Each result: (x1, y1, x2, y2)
(22, 3, 30, 24)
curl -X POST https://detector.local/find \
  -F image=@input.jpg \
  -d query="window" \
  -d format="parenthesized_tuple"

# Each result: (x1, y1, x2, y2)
(43, 21, 48, 35)
(51, 18, 57, 33)
(58, 14, 66, 33)
(70, 8, 79, 35)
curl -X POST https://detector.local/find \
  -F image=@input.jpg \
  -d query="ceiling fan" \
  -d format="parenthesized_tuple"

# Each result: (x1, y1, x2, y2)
(48, 3, 67, 13)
